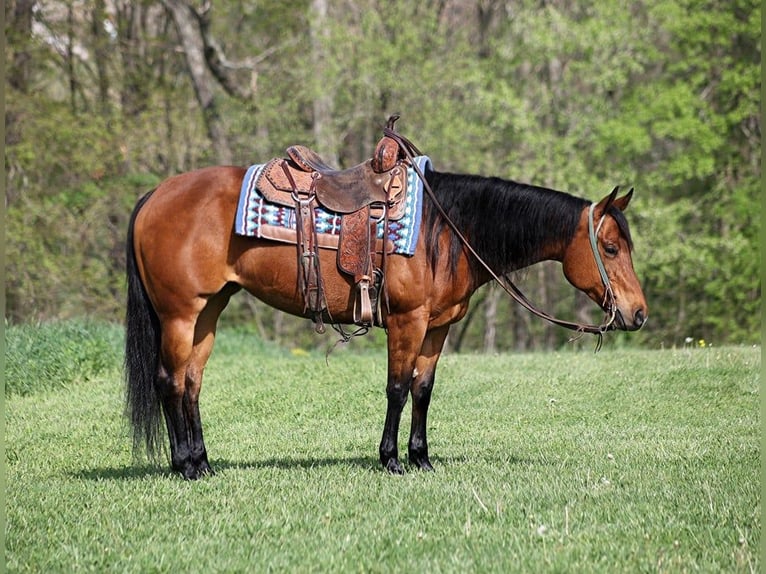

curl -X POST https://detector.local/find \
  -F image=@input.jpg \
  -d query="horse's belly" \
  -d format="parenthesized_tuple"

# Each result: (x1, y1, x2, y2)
(231, 239, 358, 322)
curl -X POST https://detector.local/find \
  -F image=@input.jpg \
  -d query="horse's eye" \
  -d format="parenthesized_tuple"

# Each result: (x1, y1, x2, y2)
(604, 244, 619, 256)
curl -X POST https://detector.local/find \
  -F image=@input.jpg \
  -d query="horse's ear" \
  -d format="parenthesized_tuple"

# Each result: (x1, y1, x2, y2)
(595, 185, 620, 215)
(612, 187, 634, 212)
(596, 186, 634, 214)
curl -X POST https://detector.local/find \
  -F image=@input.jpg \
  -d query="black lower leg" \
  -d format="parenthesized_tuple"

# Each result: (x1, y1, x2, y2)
(379, 380, 409, 474)
(184, 393, 213, 476)
(161, 398, 198, 479)
(408, 375, 435, 471)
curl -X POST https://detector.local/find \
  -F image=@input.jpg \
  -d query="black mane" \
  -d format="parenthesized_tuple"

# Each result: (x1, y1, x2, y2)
(423, 170, 632, 279)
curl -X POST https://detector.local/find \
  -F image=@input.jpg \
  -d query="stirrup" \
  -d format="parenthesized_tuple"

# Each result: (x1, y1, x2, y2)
(353, 276, 374, 327)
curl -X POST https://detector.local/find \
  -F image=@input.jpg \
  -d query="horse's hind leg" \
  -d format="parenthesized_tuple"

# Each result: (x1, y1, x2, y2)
(159, 291, 233, 480)
(408, 325, 450, 471)
(184, 290, 235, 476)
(157, 316, 199, 479)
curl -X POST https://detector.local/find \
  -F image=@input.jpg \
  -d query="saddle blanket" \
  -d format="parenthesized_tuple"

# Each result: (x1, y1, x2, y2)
(235, 156, 431, 256)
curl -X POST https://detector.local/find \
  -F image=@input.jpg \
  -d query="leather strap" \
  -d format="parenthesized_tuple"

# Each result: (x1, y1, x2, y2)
(588, 202, 617, 324)
(291, 170, 326, 334)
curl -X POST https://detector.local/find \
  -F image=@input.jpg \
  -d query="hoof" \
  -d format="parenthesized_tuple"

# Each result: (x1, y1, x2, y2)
(409, 453, 435, 471)
(195, 458, 215, 477)
(175, 460, 215, 480)
(179, 466, 201, 481)
(383, 458, 405, 475)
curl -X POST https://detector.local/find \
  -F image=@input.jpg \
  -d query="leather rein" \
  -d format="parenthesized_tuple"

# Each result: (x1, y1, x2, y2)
(383, 126, 617, 346)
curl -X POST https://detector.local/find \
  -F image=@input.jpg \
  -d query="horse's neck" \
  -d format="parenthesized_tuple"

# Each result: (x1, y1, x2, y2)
(431, 172, 584, 274)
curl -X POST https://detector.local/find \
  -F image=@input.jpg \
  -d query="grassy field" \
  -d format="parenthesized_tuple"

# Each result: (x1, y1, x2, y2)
(5, 322, 761, 572)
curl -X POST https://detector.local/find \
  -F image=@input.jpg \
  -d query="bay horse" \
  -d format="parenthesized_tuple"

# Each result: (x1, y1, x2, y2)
(125, 159, 647, 479)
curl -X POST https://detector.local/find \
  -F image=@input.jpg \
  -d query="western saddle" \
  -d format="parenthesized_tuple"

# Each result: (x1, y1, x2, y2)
(255, 115, 410, 333)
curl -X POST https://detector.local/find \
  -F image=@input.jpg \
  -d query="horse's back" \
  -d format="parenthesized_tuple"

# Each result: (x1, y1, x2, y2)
(140, 166, 245, 223)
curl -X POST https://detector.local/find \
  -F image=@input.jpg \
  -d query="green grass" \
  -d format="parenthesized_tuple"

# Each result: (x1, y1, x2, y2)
(5, 319, 122, 396)
(5, 323, 760, 573)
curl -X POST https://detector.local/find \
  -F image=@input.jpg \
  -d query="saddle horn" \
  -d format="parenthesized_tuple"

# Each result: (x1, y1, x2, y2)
(372, 114, 403, 173)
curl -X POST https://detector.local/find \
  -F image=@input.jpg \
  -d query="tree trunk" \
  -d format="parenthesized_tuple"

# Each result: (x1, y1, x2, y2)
(91, 0, 111, 118)
(510, 299, 530, 352)
(6, 0, 35, 170)
(540, 264, 558, 348)
(162, 0, 233, 164)
(8, 0, 35, 93)
(66, 1, 79, 114)
(115, 1, 150, 117)
(309, 0, 338, 164)
(476, 0, 498, 59)
(483, 283, 499, 353)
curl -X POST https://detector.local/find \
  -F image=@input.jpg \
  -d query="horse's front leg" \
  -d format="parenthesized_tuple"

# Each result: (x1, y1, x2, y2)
(408, 325, 450, 471)
(379, 314, 429, 474)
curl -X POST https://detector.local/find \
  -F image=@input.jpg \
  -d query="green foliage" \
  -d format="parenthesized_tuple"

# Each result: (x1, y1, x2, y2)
(5, 86, 164, 322)
(6, 333, 760, 572)
(5, 170, 157, 322)
(3, 0, 760, 349)
(630, 192, 760, 346)
(4, 320, 123, 396)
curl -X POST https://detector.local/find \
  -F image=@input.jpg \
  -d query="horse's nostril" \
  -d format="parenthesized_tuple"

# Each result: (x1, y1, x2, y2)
(634, 308, 646, 327)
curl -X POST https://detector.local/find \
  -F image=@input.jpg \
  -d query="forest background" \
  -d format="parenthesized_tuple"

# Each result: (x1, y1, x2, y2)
(4, 0, 761, 352)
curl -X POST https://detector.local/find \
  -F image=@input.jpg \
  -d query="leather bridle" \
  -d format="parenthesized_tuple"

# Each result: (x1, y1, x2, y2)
(383, 122, 618, 347)
(587, 202, 617, 328)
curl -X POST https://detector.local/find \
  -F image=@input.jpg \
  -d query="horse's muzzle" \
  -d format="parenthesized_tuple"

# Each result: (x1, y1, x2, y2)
(615, 307, 647, 331)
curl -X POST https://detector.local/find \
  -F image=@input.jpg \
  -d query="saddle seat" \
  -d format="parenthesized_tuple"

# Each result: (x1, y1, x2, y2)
(286, 146, 403, 214)
(256, 142, 408, 217)
(252, 115, 411, 330)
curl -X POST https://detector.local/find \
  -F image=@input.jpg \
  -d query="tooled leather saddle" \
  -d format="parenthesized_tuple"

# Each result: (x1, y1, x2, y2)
(254, 115, 410, 333)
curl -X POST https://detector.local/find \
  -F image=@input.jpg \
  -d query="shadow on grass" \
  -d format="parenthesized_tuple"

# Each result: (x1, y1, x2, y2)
(214, 456, 380, 472)
(74, 455, 379, 481)
(74, 453, 539, 481)
(74, 464, 172, 481)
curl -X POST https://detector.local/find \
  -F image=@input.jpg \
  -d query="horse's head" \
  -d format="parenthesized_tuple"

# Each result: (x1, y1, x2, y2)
(562, 186, 648, 331)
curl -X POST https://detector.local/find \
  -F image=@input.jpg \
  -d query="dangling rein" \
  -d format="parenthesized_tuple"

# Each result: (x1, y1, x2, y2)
(383, 124, 617, 350)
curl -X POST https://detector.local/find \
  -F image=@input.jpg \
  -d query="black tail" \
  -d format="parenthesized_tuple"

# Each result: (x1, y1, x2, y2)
(124, 190, 164, 459)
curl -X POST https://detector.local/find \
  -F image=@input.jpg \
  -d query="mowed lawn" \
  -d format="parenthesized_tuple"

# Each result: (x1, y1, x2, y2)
(5, 327, 760, 573)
